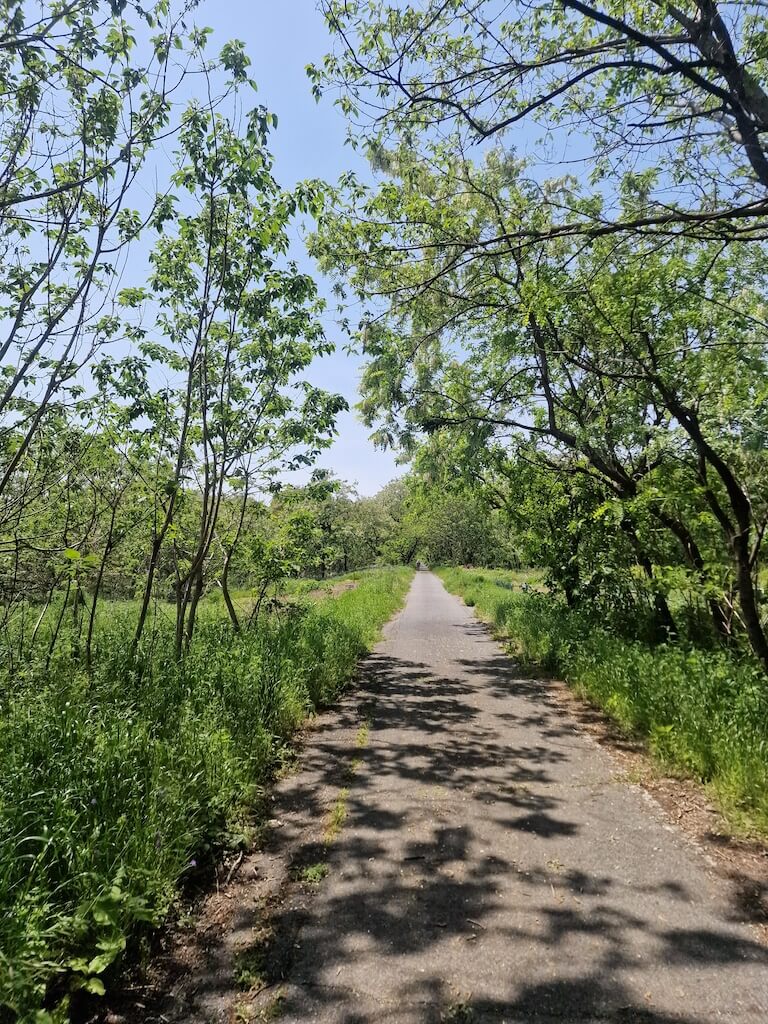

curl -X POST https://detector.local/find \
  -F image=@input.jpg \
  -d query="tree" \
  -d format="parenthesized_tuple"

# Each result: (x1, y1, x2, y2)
(0, 5, 348, 673)
(316, 0, 768, 243)
(0, 1, 218, 508)
(314, 139, 768, 667)
(125, 106, 344, 656)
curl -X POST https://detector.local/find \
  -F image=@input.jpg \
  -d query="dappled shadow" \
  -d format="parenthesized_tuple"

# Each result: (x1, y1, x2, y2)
(269, 576, 768, 1022)
(110, 572, 768, 1024)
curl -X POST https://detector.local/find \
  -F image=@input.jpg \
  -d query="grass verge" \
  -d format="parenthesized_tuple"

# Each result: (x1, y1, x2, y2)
(437, 567, 768, 837)
(0, 566, 413, 1022)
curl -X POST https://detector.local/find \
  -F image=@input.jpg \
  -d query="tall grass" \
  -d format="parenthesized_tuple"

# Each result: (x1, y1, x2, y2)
(438, 567, 768, 835)
(0, 567, 412, 1022)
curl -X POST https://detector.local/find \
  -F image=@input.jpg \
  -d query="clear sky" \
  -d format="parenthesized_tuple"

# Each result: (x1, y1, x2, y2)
(201, 1, 402, 496)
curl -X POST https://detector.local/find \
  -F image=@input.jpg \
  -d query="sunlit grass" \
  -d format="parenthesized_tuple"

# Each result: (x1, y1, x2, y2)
(0, 566, 413, 1020)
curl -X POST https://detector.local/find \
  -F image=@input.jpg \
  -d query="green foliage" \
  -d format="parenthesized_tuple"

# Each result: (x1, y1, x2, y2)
(439, 569, 768, 834)
(296, 861, 329, 885)
(0, 1, 345, 667)
(319, 0, 768, 238)
(0, 568, 412, 1019)
(315, 1, 768, 673)
(395, 480, 518, 568)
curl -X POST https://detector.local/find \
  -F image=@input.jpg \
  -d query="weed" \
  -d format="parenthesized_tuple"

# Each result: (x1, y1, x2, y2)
(234, 938, 270, 991)
(235, 998, 256, 1022)
(441, 1000, 475, 1022)
(295, 862, 328, 885)
(324, 790, 349, 843)
(355, 719, 371, 748)
(257, 988, 286, 1020)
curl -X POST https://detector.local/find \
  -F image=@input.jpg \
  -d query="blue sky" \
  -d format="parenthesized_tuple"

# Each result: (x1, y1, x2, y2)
(202, 1, 402, 496)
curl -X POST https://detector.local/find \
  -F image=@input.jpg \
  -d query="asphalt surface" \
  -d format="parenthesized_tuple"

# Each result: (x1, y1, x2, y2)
(272, 571, 768, 1023)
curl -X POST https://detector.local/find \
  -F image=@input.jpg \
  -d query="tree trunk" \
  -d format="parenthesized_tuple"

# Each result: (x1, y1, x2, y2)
(183, 567, 205, 654)
(133, 532, 165, 659)
(734, 531, 768, 673)
(652, 508, 730, 639)
(86, 503, 118, 675)
(620, 518, 676, 638)
(221, 558, 240, 632)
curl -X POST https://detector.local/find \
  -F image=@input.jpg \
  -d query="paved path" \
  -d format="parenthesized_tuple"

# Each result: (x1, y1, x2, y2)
(272, 571, 767, 1023)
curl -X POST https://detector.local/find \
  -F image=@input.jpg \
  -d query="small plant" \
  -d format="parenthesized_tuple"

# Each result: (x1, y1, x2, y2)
(324, 790, 349, 843)
(355, 719, 371, 748)
(296, 861, 329, 884)
(234, 998, 256, 1023)
(442, 1001, 475, 1022)
(234, 937, 270, 991)
(260, 990, 286, 1021)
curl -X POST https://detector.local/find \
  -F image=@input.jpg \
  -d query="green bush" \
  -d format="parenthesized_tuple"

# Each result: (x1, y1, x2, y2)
(438, 568, 768, 834)
(0, 567, 412, 1021)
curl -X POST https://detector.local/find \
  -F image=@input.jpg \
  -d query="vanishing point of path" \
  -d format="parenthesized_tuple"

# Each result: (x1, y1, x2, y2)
(161, 571, 768, 1024)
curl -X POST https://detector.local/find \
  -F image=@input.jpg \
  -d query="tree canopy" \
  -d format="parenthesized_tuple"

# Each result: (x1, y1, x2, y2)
(313, 0, 768, 672)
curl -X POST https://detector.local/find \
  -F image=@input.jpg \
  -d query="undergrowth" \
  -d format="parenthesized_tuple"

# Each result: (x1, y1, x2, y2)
(438, 567, 768, 836)
(0, 567, 412, 1022)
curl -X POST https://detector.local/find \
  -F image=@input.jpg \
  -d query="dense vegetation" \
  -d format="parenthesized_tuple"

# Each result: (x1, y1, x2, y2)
(4, 0, 768, 1018)
(313, 0, 768, 671)
(0, 2, 414, 1018)
(310, 0, 768, 839)
(0, 566, 412, 1019)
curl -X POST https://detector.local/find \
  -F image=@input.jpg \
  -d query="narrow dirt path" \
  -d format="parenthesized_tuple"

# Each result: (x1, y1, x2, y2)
(145, 571, 768, 1024)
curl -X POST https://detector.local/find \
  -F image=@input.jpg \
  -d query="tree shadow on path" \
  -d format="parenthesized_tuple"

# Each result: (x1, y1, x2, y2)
(267, 639, 768, 1024)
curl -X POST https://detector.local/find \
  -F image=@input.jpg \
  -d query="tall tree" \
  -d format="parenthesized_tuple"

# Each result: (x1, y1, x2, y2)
(316, 0, 768, 242)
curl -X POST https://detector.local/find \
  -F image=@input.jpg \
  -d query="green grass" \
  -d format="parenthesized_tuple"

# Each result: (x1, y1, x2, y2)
(438, 567, 768, 836)
(0, 566, 413, 1021)
(294, 861, 328, 884)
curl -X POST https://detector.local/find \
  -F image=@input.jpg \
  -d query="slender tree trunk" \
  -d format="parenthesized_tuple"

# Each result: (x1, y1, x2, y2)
(219, 477, 251, 633)
(133, 531, 166, 658)
(652, 508, 730, 639)
(620, 518, 676, 638)
(30, 579, 57, 650)
(86, 506, 118, 675)
(45, 579, 71, 671)
(248, 581, 270, 626)
(733, 531, 768, 673)
(71, 582, 84, 662)
(221, 557, 240, 632)
(651, 380, 768, 664)
(183, 567, 205, 654)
